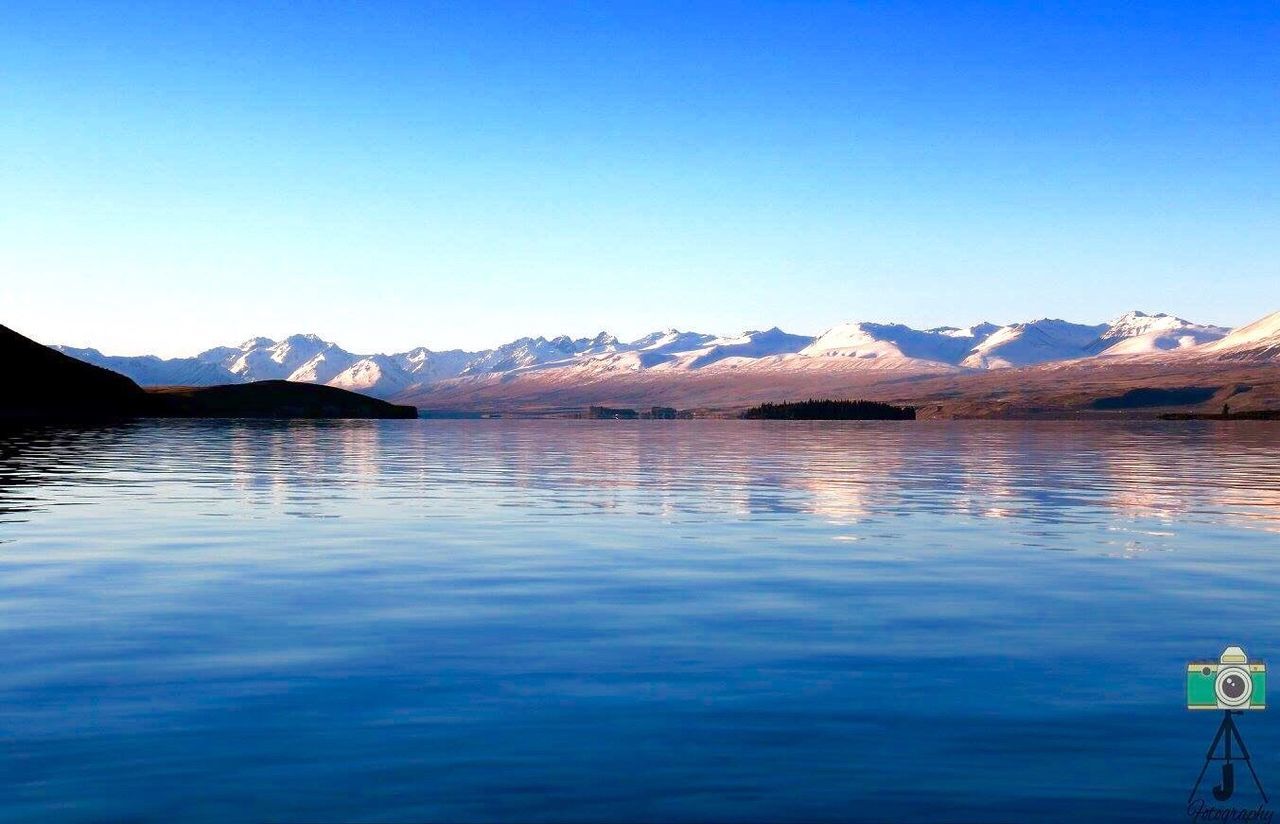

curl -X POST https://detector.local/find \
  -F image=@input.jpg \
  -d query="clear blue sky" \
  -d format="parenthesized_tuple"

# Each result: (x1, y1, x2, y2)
(3, 1, 1278, 356)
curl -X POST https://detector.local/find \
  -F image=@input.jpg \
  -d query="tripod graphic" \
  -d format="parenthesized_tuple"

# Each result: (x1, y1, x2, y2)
(1189, 711, 1268, 804)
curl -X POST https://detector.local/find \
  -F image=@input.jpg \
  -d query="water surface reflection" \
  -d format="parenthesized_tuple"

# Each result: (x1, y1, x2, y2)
(0, 420, 1278, 822)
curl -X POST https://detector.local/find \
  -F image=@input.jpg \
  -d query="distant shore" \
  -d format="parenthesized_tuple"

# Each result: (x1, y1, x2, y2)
(1158, 410, 1280, 421)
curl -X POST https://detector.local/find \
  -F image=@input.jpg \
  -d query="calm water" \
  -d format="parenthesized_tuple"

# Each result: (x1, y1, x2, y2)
(1, 420, 1278, 822)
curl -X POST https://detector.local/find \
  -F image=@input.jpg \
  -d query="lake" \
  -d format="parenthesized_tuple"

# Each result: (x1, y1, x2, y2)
(1, 420, 1278, 822)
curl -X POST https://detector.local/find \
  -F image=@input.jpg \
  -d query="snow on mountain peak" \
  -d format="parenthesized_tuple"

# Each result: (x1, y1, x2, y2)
(631, 329, 718, 353)
(286, 349, 358, 384)
(681, 327, 815, 369)
(1088, 312, 1227, 356)
(328, 354, 415, 395)
(54, 346, 238, 386)
(960, 319, 1108, 369)
(1204, 309, 1280, 359)
(928, 322, 1000, 340)
(1107, 310, 1177, 333)
(50, 308, 1280, 401)
(224, 334, 345, 380)
(579, 332, 622, 353)
(1211, 310, 1280, 346)
(393, 347, 474, 381)
(457, 334, 584, 376)
(802, 321, 982, 366)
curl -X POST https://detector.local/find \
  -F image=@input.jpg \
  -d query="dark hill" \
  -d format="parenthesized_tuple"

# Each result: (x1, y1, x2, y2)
(148, 381, 417, 419)
(1, 324, 418, 420)
(1, 323, 150, 419)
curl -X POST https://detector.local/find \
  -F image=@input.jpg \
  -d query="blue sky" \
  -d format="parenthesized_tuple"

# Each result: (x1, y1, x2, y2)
(3, 1, 1278, 356)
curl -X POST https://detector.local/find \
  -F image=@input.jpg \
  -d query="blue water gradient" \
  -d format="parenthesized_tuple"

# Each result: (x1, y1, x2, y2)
(1, 420, 1277, 822)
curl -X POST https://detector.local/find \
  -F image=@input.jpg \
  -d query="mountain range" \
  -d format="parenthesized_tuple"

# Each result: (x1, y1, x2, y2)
(53, 309, 1280, 415)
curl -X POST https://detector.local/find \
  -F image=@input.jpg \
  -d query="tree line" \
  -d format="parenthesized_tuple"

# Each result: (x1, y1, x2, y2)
(741, 399, 916, 420)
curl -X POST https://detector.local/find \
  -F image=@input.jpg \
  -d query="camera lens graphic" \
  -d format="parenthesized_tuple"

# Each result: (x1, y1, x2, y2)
(1215, 666, 1253, 707)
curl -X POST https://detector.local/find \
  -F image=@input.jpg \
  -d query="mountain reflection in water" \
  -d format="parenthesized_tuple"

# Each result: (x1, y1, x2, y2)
(1, 420, 1278, 823)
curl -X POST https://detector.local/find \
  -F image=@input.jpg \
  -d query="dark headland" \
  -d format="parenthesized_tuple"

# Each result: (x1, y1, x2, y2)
(1, 324, 417, 421)
(149, 381, 417, 419)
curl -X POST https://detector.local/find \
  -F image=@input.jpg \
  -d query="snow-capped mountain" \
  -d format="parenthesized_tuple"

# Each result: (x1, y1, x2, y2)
(195, 343, 253, 366)
(630, 329, 720, 355)
(212, 334, 352, 382)
(393, 348, 475, 382)
(328, 354, 416, 396)
(800, 322, 987, 367)
(457, 335, 585, 376)
(578, 332, 627, 356)
(1203, 310, 1280, 360)
(1085, 311, 1228, 356)
(960, 319, 1108, 369)
(605, 330, 723, 369)
(568, 328, 813, 373)
(286, 349, 361, 384)
(682, 328, 814, 369)
(50, 309, 1277, 401)
(51, 347, 237, 386)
